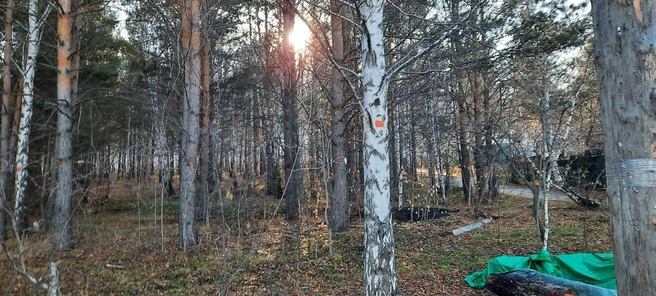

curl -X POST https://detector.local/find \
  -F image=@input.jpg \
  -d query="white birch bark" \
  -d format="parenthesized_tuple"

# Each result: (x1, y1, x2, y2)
(394, 103, 403, 209)
(360, 1, 397, 294)
(14, 0, 50, 234)
(47, 261, 59, 296)
(540, 85, 552, 251)
(540, 74, 576, 251)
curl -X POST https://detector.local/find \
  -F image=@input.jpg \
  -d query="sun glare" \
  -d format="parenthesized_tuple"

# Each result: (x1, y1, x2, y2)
(290, 20, 311, 52)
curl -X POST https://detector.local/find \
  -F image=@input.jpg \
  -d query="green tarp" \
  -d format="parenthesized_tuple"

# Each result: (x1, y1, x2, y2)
(465, 249, 616, 289)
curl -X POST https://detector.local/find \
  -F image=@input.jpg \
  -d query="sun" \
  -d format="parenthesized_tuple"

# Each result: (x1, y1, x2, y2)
(289, 20, 311, 53)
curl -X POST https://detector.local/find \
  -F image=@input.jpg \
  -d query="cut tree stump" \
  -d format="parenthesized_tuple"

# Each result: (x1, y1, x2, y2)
(486, 273, 578, 296)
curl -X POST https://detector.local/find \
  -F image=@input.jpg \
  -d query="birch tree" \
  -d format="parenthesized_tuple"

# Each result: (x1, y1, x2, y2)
(352, 0, 463, 292)
(14, 0, 51, 235)
(0, 0, 14, 241)
(359, 1, 396, 294)
(179, 0, 201, 247)
(54, 0, 77, 251)
(591, 2, 656, 294)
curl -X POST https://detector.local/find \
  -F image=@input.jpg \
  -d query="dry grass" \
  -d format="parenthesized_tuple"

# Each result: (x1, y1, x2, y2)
(0, 178, 612, 295)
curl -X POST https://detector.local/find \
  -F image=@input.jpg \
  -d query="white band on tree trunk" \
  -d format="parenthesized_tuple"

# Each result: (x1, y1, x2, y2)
(606, 159, 656, 188)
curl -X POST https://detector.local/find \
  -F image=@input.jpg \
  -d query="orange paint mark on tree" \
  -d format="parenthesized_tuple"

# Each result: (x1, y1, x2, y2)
(374, 119, 384, 128)
(16, 166, 20, 173)
(633, 0, 643, 22)
(59, 160, 64, 166)
(189, 157, 196, 163)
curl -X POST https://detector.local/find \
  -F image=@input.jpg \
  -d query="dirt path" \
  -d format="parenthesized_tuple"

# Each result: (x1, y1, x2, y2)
(446, 177, 573, 203)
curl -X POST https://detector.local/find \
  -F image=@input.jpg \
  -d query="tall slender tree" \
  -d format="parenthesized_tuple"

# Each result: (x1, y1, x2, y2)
(54, 0, 77, 251)
(281, 0, 301, 220)
(0, 0, 14, 241)
(329, 0, 348, 232)
(359, 0, 396, 294)
(14, 0, 50, 235)
(196, 0, 210, 225)
(591, 2, 656, 294)
(179, 0, 201, 247)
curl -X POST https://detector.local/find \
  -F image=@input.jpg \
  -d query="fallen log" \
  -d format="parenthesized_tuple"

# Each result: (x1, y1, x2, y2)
(553, 184, 600, 208)
(451, 218, 493, 235)
(486, 272, 577, 296)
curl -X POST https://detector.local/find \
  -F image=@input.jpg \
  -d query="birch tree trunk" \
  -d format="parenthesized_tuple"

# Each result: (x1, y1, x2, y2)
(179, 0, 201, 247)
(359, 1, 397, 294)
(281, 0, 300, 220)
(54, 0, 76, 251)
(0, 0, 14, 241)
(329, 0, 348, 232)
(14, 0, 49, 235)
(591, 2, 656, 294)
(540, 85, 552, 250)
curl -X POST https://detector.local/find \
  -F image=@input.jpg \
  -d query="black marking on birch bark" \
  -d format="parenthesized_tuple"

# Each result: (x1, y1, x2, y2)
(616, 25, 623, 53)
(364, 109, 375, 132)
(362, 18, 373, 63)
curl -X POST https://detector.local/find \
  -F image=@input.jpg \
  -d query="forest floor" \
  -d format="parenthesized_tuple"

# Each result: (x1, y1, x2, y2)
(0, 177, 612, 295)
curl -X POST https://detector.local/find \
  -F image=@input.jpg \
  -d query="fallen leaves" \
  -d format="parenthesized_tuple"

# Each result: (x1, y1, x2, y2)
(0, 181, 612, 295)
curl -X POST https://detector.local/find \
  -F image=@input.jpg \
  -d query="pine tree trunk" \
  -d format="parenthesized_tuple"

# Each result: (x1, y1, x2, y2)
(591, 3, 656, 294)
(473, 73, 487, 203)
(394, 103, 403, 207)
(329, 0, 348, 232)
(456, 100, 472, 203)
(264, 96, 280, 197)
(9, 76, 21, 163)
(54, 0, 75, 251)
(281, 0, 300, 220)
(409, 105, 417, 181)
(360, 1, 397, 294)
(179, 0, 201, 247)
(0, 0, 14, 241)
(389, 104, 398, 191)
(197, 0, 211, 225)
(484, 79, 498, 199)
